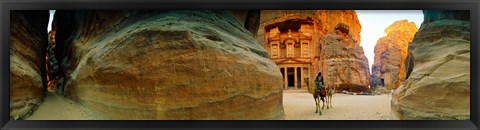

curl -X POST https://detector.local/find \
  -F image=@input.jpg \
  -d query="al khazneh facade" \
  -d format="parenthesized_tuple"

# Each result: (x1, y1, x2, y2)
(263, 19, 315, 89)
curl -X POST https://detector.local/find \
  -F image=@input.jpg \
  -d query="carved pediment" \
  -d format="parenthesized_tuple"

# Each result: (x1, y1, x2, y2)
(274, 58, 311, 64)
(283, 37, 298, 44)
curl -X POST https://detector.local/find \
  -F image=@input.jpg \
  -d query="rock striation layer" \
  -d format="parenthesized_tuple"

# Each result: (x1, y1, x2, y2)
(10, 11, 49, 120)
(54, 10, 284, 120)
(391, 10, 470, 120)
(371, 20, 418, 89)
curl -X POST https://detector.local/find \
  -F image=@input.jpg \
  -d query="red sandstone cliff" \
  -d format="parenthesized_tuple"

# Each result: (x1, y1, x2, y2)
(321, 25, 371, 91)
(371, 20, 418, 89)
(256, 10, 370, 92)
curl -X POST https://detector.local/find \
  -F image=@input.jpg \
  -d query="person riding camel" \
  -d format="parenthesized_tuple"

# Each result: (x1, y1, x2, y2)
(315, 72, 326, 95)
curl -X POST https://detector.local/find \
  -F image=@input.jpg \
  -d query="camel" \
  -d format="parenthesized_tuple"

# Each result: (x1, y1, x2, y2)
(313, 87, 327, 115)
(310, 72, 328, 115)
(325, 84, 338, 109)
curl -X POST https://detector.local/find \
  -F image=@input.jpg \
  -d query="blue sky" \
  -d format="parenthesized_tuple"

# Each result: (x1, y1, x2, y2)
(356, 10, 424, 72)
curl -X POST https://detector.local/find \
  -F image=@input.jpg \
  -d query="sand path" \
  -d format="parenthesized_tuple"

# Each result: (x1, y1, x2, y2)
(27, 90, 391, 120)
(26, 92, 100, 120)
(283, 89, 392, 120)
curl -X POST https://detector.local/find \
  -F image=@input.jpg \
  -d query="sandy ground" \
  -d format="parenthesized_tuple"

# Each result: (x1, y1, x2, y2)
(283, 89, 392, 120)
(26, 90, 391, 120)
(26, 92, 100, 120)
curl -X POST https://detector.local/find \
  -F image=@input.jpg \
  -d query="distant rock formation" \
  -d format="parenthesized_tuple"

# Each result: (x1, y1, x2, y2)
(46, 28, 60, 92)
(10, 11, 49, 120)
(372, 20, 418, 89)
(54, 10, 284, 119)
(256, 10, 370, 92)
(391, 10, 470, 120)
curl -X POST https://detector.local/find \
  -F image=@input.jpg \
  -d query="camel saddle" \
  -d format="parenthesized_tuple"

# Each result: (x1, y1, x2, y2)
(317, 87, 326, 96)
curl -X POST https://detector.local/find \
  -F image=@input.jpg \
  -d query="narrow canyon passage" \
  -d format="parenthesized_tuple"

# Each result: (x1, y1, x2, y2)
(10, 10, 470, 120)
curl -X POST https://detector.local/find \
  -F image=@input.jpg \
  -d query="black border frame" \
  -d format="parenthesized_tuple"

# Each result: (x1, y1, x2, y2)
(1, 0, 478, 129)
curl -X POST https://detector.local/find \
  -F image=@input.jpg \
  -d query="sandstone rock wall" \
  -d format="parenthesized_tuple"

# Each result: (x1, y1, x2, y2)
(321, 29, 370, 91)
(228, 10, 261, 36)
(55, 10, 284, 120)
(46, 29, 59, 91)
(391, 10, 470, 120)
(257, 10, 369, 92)
(257, 10, 361, 45)
(256, 10, 362, 45)
(10, 11, 49, 120)
(229, 10, 249, 26)
(372, 20, 418, 89)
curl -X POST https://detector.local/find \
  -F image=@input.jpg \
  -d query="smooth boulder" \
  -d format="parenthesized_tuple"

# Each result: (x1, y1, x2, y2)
(55, 10, 285, 120)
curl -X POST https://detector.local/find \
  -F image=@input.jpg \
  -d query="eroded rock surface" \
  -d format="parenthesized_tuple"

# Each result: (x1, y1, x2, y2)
(372, 20, 418, 89)
(391, 10, 470, 120)
(320, 25, 371, 91)
(55, 10, 284, 120)
(10, 11, 49, 120)
(46, 28, 60, 92)
(228, 10, 260, 36)
(257, 10, 362, 45)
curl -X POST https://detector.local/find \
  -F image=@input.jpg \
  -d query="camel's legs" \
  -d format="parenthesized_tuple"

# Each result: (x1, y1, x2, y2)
(326, 95, 330, 109)
(329, 96, 333, 108)
(321, 97, 325, 109)
(314, 97, 319, 113)
(318, 97, 322, 115)
(327, 96, 331, 108)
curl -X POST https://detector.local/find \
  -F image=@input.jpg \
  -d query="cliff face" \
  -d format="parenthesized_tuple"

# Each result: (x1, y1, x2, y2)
(371, 20, 418, 89)
(320, 24, 370, 91)
(256, 10, 369, 92)
(256, 10, 362, 46)
(10, 11, 49, 120)
(228, 10, 260, 37)
(55, 10, 284, 120)
(391, 10, 470, 120)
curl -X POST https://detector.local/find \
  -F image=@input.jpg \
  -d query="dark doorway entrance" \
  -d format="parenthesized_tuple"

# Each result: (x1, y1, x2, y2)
(297, 67, 302, 89)
(287, 68, 294, 87)
(381, 78, 385, 86)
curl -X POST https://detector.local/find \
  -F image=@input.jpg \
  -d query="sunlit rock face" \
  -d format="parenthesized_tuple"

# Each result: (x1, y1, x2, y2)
(55, 10, 284, 120)
(10, 11, 49, 120)
(321, 25, 371, 92)
(257, 10, 362, 46)
(257, 10, 370, 92)
(391, 10, 470, 120)
(372, 20, 418, 89)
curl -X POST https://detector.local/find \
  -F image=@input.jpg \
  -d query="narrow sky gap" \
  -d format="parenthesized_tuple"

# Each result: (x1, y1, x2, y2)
(47, 10, 56, 32)
(356, 10, 423, 73)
